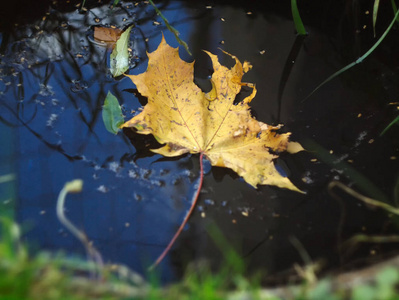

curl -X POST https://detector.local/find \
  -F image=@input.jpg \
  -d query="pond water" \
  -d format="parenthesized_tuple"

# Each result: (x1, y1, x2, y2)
(1, 0, 398, 284)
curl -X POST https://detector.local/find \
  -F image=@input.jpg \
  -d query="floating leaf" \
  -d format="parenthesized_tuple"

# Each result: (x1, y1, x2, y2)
(94, 26, 122, 46)
(110, 25, 133, 77)
(102, 91, 124, 134)
(122, 37, 303, 192)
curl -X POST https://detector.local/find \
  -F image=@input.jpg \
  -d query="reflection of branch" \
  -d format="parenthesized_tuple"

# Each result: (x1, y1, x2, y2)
(1, 101, 82, 161)
(56, 179, 104, 277)
(328, 181, 399, 215)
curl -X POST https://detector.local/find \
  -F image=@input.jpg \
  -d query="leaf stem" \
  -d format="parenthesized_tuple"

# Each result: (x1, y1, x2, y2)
(149, 152, 204, 270)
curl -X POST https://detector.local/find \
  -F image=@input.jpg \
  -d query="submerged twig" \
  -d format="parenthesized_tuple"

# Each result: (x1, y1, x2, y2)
(328, 181, 399, 215)
(343, 234, 399, 252)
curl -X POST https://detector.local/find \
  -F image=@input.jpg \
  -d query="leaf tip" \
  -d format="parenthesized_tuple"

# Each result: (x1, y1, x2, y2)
(287, 141, 305, 154)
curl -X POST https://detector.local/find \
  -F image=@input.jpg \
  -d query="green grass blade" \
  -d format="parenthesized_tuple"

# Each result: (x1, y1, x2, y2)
(102, 91, 125, 134)
(291, 0, 307, 35)
(380, 115, 399, 136)
(303, 61, 356, 101)
(373, 0, 380, 37)
(391, 0, 399, 21)
(148, 0, 192, 56)
(304, 139, 388, 202)
(304, 8, 399, 101)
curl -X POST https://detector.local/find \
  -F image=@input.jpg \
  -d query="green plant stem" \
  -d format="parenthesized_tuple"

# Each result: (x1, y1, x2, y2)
(149, 152, 204, 270)
(328, 181, 399, 215)
(346, 234, 399, 245)
(304, 8, 399, 101)
(56, 180, 104, 274)
(148, 0, 192, 55)
(304, 139, 387, 201)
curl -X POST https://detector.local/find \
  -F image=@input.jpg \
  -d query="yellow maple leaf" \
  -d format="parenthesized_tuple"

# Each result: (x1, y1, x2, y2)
(122, 36, 304, 192)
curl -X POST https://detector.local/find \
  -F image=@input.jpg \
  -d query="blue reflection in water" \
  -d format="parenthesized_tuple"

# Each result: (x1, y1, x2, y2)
(0, 0, 202, 282)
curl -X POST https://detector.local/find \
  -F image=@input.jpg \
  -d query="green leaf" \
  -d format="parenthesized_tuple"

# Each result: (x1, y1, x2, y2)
(291, 0, 307, 35)
(110, 25, 133, 77)
(375, 267, 399, 299)
(102, 91, 124, 134)
(352, 285, 376, 300)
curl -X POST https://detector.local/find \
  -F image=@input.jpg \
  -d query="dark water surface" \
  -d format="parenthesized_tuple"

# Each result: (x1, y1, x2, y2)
(1, 0, 398, 284)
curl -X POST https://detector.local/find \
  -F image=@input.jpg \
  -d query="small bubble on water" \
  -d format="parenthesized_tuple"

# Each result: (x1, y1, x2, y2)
(128, 169, 139, 179)
(204, 199, 215, 206)
(301, 171, 314, 184)
(97, 185, 109, 193)
(172, 177, 182, 185)
(38, 83, 54, 97)
(151, 180, 165, 187)
(160, 169, 170, 176)
(108, 161, 120, 173)
(46, 113, 58, 127)
(140, 169, 152, 179)
(70, 80, 88, 93)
